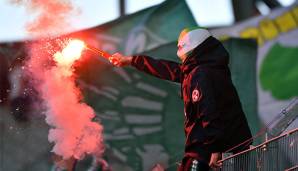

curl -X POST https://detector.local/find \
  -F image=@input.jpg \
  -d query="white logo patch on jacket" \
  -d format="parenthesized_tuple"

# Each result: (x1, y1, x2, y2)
(192, 89, 201, 102)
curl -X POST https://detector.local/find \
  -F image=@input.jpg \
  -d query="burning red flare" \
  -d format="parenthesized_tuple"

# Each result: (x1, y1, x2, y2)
(54, 39, 85, 66)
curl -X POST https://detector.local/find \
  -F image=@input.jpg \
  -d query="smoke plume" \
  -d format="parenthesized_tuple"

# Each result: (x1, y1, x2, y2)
(14, 0, 105, 160)
(9, 0, 79, 38)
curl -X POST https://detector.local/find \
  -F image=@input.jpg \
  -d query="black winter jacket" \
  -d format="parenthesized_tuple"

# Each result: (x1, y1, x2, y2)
(131, 36, 252, 156)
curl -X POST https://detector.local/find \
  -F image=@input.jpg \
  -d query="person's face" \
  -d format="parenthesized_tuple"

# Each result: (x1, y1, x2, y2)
(177, 35, 190, 62)
(177, 44, 188, 62)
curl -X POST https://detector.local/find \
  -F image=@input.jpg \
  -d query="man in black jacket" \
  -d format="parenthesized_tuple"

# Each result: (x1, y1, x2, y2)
(109, 28, 252, 171)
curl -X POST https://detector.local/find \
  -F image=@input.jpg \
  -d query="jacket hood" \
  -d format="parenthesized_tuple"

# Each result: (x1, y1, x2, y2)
(181, 36, 229, 75)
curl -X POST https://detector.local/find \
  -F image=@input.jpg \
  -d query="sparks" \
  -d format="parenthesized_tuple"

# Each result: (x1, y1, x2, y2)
(53, 38, 112, 71)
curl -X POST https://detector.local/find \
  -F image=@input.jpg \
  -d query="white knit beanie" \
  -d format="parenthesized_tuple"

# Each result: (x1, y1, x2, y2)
(177, 27, 211, 58)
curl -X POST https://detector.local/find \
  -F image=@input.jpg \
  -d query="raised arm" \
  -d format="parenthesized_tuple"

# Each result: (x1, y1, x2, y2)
(109, 53, 182, 83)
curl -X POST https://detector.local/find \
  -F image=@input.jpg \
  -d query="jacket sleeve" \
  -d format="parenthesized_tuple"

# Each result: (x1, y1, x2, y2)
(131, 55, 182, 83)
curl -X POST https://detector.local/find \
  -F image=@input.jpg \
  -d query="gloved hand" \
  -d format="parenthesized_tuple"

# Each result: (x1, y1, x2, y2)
(109, 53, 132, 67)
(209, 152, 222, 169)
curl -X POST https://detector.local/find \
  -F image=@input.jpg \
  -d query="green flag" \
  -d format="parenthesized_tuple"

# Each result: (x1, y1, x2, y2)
(72, 0, 197, 55)
(224, 39, 260, 144)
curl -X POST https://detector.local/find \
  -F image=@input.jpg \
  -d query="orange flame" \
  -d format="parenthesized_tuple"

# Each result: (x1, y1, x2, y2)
(53, 39, 85, 76)
(54, 39, 85, 67)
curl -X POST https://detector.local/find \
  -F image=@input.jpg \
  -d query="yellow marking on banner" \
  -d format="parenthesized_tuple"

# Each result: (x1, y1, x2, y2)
(219, 5, 298, 46)
(275, 11, 297, 33)
(292, 6, 298, 21)
(240, 27, 264, 45)
(260, 19, 279, 41)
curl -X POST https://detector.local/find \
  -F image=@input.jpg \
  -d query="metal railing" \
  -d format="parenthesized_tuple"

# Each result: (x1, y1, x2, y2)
(220, 128, 298, 171)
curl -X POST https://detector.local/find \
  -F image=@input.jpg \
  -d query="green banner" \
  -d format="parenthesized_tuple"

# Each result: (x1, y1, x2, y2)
(72, 0, 197, 55)
(223, 39, 259, 142)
